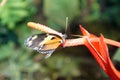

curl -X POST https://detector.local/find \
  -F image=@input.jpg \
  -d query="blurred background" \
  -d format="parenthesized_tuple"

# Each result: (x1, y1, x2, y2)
(0, 0, 120, 80)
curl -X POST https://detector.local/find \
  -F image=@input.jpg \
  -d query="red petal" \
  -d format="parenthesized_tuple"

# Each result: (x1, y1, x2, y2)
(80, 25, 90, 36)
(99, 35, 120, 80)
(84, 37, 107, 70)
(104, 38, 120, 47)
(80, 25, 96, 38)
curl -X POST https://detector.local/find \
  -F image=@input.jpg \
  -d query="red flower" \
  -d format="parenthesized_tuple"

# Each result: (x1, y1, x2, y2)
(63, 26, 120, 80)
(85, 34, 120, 80)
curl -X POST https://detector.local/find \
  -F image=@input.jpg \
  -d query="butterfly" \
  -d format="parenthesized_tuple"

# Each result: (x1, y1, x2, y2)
(25, 22, 66, 58)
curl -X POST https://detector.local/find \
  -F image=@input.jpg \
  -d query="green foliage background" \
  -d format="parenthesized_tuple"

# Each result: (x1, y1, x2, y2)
(0, 0, 120, 80)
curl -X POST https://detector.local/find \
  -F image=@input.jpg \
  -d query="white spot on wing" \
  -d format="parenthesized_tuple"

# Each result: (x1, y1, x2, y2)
(25, 36, 33, 47)
(32, 35, 38, 40)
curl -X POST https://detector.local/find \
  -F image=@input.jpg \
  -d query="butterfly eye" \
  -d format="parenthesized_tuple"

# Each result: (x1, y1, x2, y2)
(51, 37, 56, 40)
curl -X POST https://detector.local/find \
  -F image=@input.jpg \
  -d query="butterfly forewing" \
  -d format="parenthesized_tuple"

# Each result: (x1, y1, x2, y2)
(25, 33, 47, 50)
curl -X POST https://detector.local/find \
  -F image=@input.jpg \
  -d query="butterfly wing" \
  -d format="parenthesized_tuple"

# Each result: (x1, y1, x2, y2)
(25, 33, 47, 50)
(25, 33, 63, 58)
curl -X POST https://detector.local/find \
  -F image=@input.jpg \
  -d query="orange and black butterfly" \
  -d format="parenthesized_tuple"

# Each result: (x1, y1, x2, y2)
(25, 22, 66, 58)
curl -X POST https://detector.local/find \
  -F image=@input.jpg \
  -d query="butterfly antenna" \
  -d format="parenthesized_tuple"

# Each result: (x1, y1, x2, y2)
(65, 17, 68, 34)
(71, 34, 83, 37)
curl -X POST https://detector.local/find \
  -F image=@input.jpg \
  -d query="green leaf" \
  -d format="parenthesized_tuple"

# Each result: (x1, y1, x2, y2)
(0, 0, 36, 29)
(0, 42, 14, 60)
(113, 48, 120, 61)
